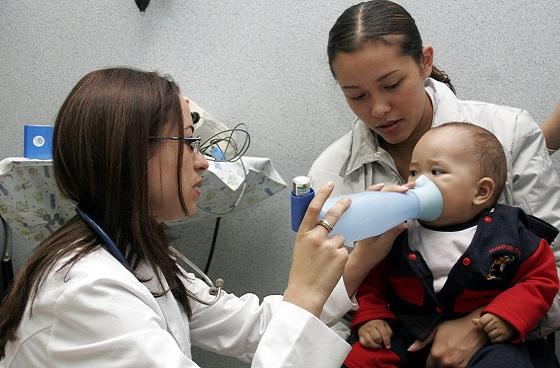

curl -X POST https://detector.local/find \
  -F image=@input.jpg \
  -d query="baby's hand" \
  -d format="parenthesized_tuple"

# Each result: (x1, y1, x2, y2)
(358, 319, 393, 349)
(472, 313, 514, 343)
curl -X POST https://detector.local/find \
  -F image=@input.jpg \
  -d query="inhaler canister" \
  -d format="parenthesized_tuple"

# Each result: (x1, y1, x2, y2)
(292, 176, 311, 196)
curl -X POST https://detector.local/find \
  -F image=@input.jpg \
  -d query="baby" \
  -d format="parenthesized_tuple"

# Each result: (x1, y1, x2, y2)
(344, 122, 559, 367)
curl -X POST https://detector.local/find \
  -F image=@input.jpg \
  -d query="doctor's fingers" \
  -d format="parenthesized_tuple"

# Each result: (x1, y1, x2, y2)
(299, 182, 351, 234)
(312, 199, 351, 237)
(320, 235, 349, 260)
(294, 233, 348, 284)
(316, 235, 349, 282)
(284, 236, 347, 317)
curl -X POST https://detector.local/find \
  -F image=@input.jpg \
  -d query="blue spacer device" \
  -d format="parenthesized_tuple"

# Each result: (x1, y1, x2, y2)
(290, 175, 443, 243)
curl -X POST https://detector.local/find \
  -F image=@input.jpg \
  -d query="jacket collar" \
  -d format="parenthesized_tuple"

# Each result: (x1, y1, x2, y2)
(425, 78, 463, 127)
(341, 119, 380, 177)
(342, 78, 461, 178)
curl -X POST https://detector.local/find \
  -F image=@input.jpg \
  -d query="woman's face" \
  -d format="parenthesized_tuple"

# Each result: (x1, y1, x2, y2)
(148, 97, 209, 222)
(332, 41, 434, 146)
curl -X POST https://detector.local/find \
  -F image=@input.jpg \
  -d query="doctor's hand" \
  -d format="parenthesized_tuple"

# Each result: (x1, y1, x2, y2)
(284, 181, 351, 318)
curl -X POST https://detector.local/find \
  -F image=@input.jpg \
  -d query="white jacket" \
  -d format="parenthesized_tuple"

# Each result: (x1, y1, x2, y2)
(1, 248, 355, 367)
(309, 78, 560, 335)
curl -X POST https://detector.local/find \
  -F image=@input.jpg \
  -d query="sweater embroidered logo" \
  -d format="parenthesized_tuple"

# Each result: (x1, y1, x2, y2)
(485, 254, 516, 280)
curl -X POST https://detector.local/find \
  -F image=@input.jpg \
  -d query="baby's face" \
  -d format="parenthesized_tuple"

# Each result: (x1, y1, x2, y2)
(409, 128, 482, 226)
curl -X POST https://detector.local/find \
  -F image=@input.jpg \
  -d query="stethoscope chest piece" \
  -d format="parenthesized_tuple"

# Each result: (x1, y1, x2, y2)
(209, 278, 224, 296)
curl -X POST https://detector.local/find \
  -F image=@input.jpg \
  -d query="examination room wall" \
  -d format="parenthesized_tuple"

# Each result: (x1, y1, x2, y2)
(1, 1, 559, 366)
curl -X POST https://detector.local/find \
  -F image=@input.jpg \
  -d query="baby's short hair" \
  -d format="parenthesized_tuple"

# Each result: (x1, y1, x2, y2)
(433, 122, 507, 201)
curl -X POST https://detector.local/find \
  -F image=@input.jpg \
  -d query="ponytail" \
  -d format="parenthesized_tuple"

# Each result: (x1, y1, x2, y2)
(430, 65, 455, 94)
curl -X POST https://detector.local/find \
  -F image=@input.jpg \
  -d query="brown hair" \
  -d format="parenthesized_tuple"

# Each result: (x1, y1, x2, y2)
(0, 67, 194, 357)
(435, 122, 507, 202)
(327, 0, 455, 93)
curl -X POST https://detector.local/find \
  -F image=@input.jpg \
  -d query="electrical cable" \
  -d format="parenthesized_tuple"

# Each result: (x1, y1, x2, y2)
(204, 217, 221, 274)
(196, 121, 251, 273)
(197, 122, 251, 216)
(199, 123, 251, 163)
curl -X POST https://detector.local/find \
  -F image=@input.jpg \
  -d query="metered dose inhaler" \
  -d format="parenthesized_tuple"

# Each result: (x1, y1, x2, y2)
(319, 175, 443, 243)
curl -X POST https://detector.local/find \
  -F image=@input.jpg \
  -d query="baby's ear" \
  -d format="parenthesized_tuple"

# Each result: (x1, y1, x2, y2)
(473, 177, 495, 206)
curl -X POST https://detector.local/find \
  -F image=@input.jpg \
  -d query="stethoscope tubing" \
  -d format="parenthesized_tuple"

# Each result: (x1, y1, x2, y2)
(76, 206, 128, 265)
(75, 206, 222, 305)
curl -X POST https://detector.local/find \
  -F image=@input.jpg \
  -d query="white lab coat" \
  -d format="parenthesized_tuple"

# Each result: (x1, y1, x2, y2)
(1, 248, 355, 367)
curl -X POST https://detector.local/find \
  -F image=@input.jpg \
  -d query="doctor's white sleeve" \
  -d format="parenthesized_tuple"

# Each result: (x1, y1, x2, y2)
(251, 301, 351, 368)
(188, 276, 354, 365)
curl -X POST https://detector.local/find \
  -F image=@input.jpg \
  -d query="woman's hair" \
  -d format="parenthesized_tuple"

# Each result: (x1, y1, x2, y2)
(327, 0, 455, 93)
(0, 67, 194, 357)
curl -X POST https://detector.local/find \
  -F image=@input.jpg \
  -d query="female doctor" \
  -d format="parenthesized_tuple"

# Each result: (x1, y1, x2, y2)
(0, 67, 400, 367)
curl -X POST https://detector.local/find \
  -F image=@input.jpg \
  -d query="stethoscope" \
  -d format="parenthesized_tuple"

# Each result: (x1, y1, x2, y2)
(76, 206, 224, 306)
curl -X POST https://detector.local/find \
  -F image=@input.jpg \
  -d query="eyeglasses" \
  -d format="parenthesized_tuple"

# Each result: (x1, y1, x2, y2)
(149, 136, 201, 153)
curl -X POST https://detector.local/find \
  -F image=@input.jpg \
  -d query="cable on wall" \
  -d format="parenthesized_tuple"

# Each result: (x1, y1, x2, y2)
(135, 0, 150, 12)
